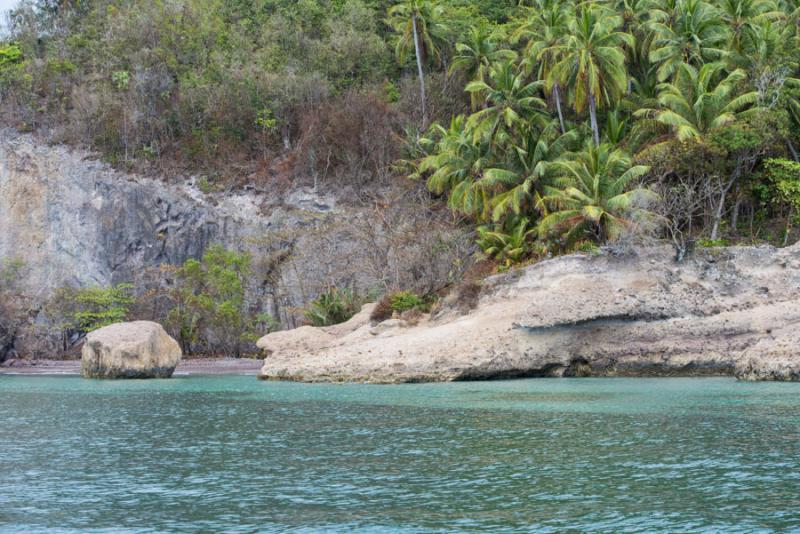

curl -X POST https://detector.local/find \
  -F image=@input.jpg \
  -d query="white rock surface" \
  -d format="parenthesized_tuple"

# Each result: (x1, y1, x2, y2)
(259, 244, 800, 383)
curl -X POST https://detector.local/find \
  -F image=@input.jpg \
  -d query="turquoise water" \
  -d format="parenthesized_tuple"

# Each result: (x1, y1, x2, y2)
(1, 376, 799, 533)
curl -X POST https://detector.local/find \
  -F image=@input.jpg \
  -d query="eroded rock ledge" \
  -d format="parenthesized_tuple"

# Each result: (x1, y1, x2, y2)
(257, 244, 800, 383)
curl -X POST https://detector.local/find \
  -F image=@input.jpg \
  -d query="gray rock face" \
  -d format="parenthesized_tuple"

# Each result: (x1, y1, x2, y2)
(0, 130, 471, 356)
(258, 244, 800, 382)
(0, 130, 271, 296)
(81, 321, 182, 378)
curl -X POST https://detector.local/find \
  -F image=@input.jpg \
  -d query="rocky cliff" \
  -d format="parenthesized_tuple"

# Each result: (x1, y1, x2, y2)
(0, 130, 469, 356)
(257, 243, 800, 382)
(0, 129, 270, 296)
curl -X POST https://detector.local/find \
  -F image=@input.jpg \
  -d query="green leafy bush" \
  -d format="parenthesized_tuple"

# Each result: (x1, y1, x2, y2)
(764, 158, 800, 244)
(573, 241, 600, 255)
(390, 291, 434, 313)
(697, 238, 730, 248)
(70, 284, 134, 333)
(168, 245, 270, 356)
(765, 159, 800, 215)
(0, 43, 22, 70)
(304, 287, 360, 327)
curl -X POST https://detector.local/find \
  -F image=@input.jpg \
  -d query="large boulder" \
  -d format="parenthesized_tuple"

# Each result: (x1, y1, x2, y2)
(81, 321, 182, 379)
(735, 328, 800, 381)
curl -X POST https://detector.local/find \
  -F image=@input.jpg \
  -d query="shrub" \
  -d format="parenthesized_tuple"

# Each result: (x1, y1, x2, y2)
(304, 287, 360, 327)
(167, 245, 269, 357)
(573, 241, 601, 255)
(390, 291, 427, 313)
(369, 290, 434, 322)
(0, 43, 22, 71)
(476, 217, 536, 267)
(697, 238, 730, 248)
(0, 258, 27, 360)
(764, 158, 800, 244)
(51, 284, 135, 334)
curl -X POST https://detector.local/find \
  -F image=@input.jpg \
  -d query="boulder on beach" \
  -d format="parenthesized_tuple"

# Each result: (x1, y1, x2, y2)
(81, 321, 182, 379)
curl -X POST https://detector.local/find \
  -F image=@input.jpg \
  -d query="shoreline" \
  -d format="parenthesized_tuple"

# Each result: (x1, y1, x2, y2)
(257, 244, 800, 383)
(0, 358, 263, 376)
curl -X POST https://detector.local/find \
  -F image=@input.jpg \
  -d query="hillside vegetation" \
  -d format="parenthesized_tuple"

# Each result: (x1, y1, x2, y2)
(2, 0, 800, 254)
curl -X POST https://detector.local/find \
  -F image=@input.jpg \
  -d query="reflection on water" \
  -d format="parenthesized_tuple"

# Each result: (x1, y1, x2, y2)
(1, 376, 799, 532)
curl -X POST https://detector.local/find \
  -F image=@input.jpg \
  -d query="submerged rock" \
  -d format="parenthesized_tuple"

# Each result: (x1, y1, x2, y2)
(258, 244, 800, 383)
(81, 321, 182, 379)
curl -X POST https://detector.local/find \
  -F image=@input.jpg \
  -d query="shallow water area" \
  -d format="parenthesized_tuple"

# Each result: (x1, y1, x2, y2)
(1, 375, 799, 532)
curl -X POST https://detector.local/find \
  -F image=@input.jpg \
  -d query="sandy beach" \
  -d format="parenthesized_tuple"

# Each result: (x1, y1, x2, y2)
(0, 358, 263, 376)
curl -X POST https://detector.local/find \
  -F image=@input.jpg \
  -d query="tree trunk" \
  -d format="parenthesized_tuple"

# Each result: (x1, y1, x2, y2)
(412, 14, 428, 129)
(282, 124, 291, 150)
(589, 92, 600, 146)
(784, 207, 793, 246)
(730, 192, 741, 233)
(554, 83, 566, 134)
(786, 138, 799, 162)
(710, 166, 740, 241)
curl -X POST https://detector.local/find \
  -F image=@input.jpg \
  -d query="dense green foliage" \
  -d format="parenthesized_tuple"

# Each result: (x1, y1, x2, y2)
(403, 0, 800, 259)
(168, 245, 273, 356)
(0, 258, 27, 358)
(60, 284, 135, 333)
(763, 158, 800, 242)
(1, 0, 799, 268)
(41, 247, 276, 356)
(0, 43, 22, 70)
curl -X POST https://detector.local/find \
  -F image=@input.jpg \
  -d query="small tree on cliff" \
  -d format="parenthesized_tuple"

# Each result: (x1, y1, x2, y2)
(168, 245, 270, 357)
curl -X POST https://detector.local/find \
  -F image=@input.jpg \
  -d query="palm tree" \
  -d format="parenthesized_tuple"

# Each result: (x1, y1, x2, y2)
(388, 0, 446, 127)
(615, 0, 652, 33)
(514, 0, 570, 132)
(551, 5, 633, 146)
(538, 144, 655, 244)
(477, 123, 580, 221)
(716, 0, 781, 53)
(465, 61, 548, 148)
(422, 116, 494, 218)
(648, 0, 728, 81)
(476, 216, 537, 266)
(739, 20, 791, 74)
(626, 30, 661, 103)
(450, 25, 517, 111)
(635, 62, 759, 141)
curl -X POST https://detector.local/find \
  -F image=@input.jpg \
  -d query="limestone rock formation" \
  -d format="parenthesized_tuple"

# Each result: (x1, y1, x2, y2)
(257, 303, 376, 380)
(734, 328, 800, 381)
(258, 243, 800, 383)
(81, 321, 182, 378)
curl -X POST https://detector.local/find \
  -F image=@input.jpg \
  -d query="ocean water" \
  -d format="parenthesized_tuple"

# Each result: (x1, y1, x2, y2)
(1, 375, 799, 533)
